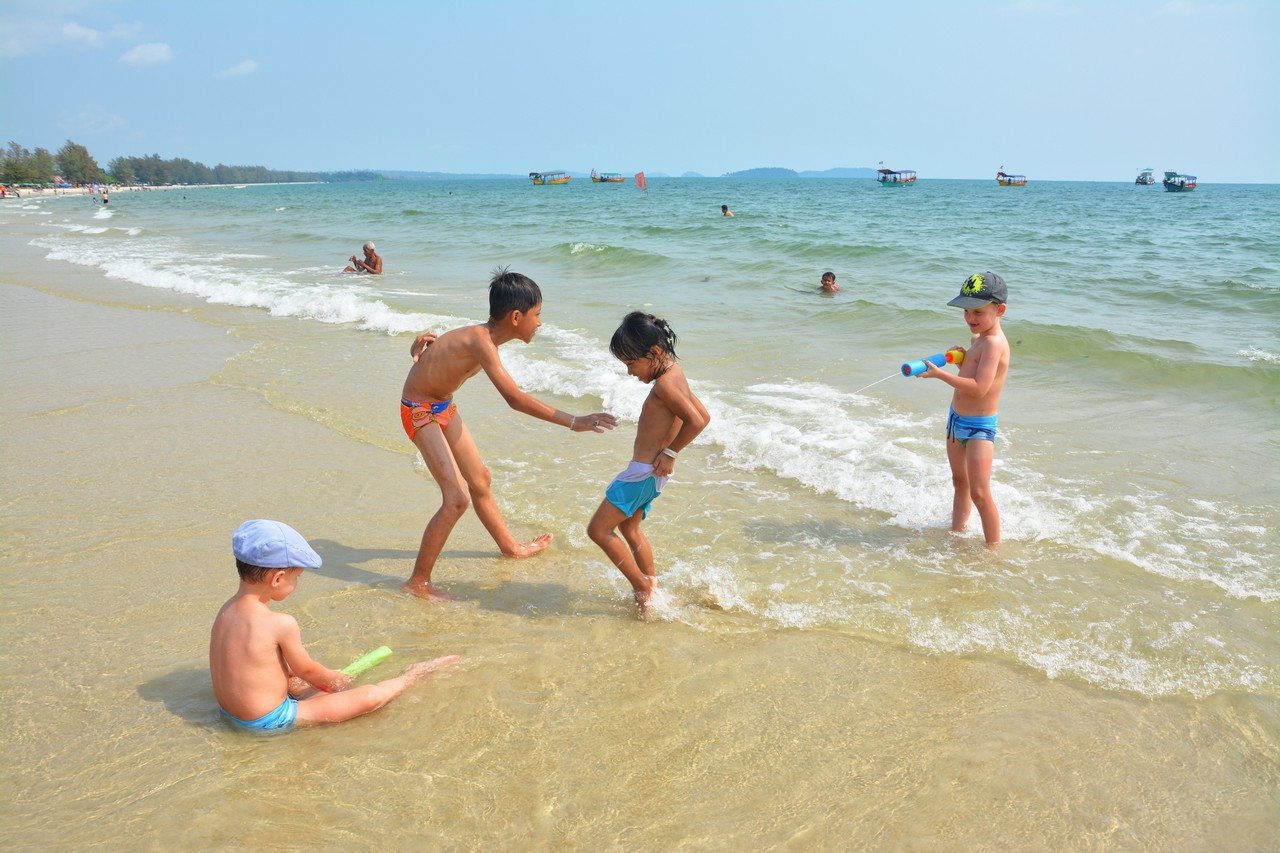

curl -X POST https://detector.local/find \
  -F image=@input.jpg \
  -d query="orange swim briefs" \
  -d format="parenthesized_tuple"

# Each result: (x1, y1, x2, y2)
(400, 397, 457, 440)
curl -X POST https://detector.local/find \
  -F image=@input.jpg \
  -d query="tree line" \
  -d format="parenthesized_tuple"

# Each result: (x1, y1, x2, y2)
(1, 139, 379, 186)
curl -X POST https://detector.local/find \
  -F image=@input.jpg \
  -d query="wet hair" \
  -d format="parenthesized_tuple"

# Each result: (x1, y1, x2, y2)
(236, 558, 278, 584)
(488, 266, 542, 320)
(821, 271, 835, 281)
(610, 311, 678, 377)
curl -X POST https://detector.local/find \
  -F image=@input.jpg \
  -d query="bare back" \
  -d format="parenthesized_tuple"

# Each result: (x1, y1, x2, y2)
(209, 596, 293, 720)
(402, 324, 491, 401)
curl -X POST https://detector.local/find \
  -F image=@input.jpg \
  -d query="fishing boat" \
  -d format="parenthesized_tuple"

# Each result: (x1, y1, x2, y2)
(1162, 171, 1197, 192)
(876, 167, 917, 187)
(996, 169, 1027, 187)
(529, 171, 570, 185)
(1135, 168, 1156, 185)
(590, 170, 626, 183)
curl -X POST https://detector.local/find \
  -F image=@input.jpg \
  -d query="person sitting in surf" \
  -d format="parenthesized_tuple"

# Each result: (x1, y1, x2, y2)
(344, 241, 382, 274)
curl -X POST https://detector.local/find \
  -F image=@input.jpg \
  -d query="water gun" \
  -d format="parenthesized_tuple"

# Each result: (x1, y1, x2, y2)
(341, 645, 393, 677)
(901, 348, 964, 377)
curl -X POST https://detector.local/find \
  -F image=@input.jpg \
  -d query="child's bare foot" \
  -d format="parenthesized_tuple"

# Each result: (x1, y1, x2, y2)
(501, 532, 554, 558)
(400, 580, 459, 602)
(403, 655, 461, 683)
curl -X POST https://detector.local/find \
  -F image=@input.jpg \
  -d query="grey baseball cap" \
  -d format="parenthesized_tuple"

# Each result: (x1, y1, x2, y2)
(947, 272, 1007, 308)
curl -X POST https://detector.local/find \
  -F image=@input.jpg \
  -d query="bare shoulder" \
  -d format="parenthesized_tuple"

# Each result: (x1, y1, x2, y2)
(655, 363, 691, 391)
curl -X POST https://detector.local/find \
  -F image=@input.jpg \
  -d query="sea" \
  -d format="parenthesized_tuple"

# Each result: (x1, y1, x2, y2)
(2, 177, 1277, 849)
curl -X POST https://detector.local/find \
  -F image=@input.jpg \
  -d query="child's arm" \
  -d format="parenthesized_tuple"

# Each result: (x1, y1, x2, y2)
(921, 339, 1007, 399)
(274, 614, 354, 693)
(650, 373, 710, 477)
(474, 337, 618, 432)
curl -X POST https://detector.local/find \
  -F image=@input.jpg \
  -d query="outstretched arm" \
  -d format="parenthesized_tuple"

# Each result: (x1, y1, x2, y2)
(475, 338, 618, 432)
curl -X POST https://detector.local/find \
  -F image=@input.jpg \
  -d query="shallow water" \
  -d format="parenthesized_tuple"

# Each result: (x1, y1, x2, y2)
(1, 179, 1277, 848)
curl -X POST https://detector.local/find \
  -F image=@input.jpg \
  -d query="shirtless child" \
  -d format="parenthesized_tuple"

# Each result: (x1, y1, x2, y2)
(587, 312, 710, 617)
(400, 268, 617, 600)
(211, 519, 459, 731)
(921, 272, 1012, 546)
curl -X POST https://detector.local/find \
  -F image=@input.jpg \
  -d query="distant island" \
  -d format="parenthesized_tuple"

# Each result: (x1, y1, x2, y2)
(722, 167, 878, 179)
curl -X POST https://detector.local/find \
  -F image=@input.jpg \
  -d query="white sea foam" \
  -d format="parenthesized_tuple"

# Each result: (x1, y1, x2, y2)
(1238, 346, 1279, 364)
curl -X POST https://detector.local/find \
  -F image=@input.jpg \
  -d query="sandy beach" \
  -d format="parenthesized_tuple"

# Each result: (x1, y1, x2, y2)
(2, 185, 1277, 849)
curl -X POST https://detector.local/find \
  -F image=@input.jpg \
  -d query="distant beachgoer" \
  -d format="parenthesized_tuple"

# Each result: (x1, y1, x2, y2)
(210, 519, 459, 731)
(919, 272, 1011, 546)
(399, 268, 618, 601)
(586, 312, 710, 618)
(344, 241, 382, 274)
(820, 271, 840, 292)
(721, 204, 734, 217)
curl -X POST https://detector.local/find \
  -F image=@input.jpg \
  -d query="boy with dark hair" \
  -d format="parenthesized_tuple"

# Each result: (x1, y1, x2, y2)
(399, 268, 618, 600)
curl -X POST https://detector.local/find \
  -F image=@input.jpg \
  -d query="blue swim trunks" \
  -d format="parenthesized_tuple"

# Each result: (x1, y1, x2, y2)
(946, 406, 998, 445)
(220, 696, 298, 731)
(605, 460, 670, 519)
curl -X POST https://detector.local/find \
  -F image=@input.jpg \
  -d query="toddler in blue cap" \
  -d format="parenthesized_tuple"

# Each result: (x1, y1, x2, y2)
(210, 519, 459, 730)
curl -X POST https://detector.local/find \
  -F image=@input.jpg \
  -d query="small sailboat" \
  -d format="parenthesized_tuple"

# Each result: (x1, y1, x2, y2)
(635, 171, 647, 191)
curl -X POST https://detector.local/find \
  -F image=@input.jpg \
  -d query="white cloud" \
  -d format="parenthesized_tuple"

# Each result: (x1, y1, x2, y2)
(119, 42, 172, 67)
(216, 59, 258, 78)
(61, 22, 102, 46)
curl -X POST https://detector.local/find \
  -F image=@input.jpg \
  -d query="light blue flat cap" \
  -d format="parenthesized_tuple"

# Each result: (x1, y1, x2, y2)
(232, 519, 322, 570)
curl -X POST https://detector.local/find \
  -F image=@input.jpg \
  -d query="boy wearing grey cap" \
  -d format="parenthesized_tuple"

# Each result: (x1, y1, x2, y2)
(920, 272, 1011, 546)
(210, 519, 458, 731)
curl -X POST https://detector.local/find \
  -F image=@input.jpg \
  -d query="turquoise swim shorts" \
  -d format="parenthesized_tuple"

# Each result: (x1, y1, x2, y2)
(221, 696, 298, 731)
(947, 406, 998, 445)
(606, 463, 665, 519)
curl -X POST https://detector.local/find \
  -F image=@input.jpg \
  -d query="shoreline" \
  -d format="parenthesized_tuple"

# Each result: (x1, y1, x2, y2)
(0, 180, 324, 199)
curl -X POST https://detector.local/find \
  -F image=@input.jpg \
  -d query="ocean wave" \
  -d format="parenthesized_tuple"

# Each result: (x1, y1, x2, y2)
(30, 231, 462, 336)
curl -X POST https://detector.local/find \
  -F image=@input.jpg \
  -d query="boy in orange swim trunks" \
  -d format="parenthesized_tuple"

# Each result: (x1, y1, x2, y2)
(399, 268, 618, 601)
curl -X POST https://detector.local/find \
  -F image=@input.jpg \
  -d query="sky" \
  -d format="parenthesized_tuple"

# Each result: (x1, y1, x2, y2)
(1, 0, 1277, 182)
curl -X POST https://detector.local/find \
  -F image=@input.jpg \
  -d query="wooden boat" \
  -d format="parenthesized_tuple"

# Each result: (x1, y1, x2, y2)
(1135, 168, 1156, 185)
(876, 167, 917, 187)
(590, 170, 626, 183)
(996, 170, 1027, 187)
(1162, 171, 1196, 192)
(529, 171, 570, 185)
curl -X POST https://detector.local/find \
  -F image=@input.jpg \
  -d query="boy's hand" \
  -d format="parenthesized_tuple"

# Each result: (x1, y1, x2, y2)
(920, 359, 945, 379)
(410, 332, 438, 362)
(573, 412, 618, 433)
(318, 672, 354, 693)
